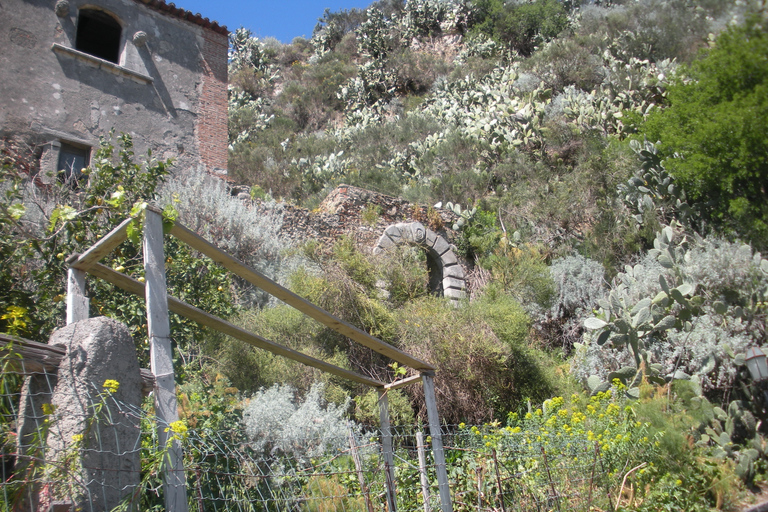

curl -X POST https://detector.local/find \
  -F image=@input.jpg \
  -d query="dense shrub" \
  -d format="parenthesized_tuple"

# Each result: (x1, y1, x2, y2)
(575, 227, 768, 400)
(470, 0, 569, 56)
(642, 17, 768, 249)
(398, 293, 563, 423)
(243, 383, 352, 460)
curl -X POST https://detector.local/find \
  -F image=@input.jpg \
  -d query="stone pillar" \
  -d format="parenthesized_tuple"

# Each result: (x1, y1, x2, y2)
(41, 317, 142, 511)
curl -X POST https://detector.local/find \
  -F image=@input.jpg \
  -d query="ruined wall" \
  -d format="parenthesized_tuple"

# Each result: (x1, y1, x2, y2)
(243, 184, 473, 281)
(0, 0, 228, 177)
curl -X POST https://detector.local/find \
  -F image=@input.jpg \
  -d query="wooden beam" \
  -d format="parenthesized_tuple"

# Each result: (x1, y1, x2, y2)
(84, 263, 386, 388)
(0, 334, 155, 394)
(66, 268, 89, 325)
(68, 217, 133, 271)
(422, 373, 452, 512)
(169, 222, 434, 371)
(384, 374, 423, 391)
(144, 209, 188, 512)
(379, 389, 397, 512)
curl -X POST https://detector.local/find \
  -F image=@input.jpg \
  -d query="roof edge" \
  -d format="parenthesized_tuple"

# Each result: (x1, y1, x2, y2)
(135, 0, 228, 35)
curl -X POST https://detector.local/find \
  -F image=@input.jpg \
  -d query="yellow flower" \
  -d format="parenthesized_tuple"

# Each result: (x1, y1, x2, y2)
(169, 420, 187, 435)
(103, 379, 120, 394)
(71, 434, 83, 442)
(41, 403, 56, 415)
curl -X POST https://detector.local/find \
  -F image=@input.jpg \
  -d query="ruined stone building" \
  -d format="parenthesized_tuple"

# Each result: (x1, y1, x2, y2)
(1, 0, 228, 179)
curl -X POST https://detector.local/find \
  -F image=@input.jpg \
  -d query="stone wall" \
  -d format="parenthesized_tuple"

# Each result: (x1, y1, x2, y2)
(0, 0, 228, 177)
(241, 184, 473, 287)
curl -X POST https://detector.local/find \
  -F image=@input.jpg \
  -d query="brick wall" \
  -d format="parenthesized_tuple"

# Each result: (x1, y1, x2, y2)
(198, 29, 228, 173)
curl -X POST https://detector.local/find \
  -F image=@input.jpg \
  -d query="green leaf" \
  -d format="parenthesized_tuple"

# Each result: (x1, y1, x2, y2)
(677, 283, 694, 296)
(630, 297, 652, 315)
(130, 201, 148, 218)
(126, 219, 141, 247)
(632, 306, 652, 328)
(700, 354, 716, 374)
(713, 301, 728, 315)
(587, 375, 603, 392)
(659, 274, 670, 294)
(608, 366, 636, 384)
(669, 288, 687, 305)
(654, 315, 676, 331)
(48, 205, 77, 231)
(596, 330, 611, 346)
(8, 203, 25, 220)
(614, 318, 630, 334)
(610, 291, 622, 313)
(662, 226, 674, 244)
(584, 317, 608, 330)
(658, 253, 674, 268)
(610, 333, 628, 347)
(105, 186, 126, 208)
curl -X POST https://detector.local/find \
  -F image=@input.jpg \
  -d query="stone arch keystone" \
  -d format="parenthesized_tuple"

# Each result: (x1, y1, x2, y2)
(373, 222, 466, 303)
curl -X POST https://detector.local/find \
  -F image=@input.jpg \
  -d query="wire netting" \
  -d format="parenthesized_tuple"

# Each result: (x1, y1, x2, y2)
(2, 365, 622, 512)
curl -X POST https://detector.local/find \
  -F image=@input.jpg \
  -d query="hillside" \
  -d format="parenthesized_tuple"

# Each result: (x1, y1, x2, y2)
(2, 0, 768, 508)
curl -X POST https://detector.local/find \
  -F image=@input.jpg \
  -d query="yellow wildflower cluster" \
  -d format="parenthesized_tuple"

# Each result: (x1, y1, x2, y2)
(457, 382, 651, 475)
(165, 420, 189, 441)
(102, 379, 120, 394)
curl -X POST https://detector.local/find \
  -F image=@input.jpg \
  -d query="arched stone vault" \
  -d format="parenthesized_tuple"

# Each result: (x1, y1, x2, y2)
(373, 222, 466, 303)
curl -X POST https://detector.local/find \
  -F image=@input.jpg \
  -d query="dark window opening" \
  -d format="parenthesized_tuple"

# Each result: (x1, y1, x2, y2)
(76, 9, 122, 64)
(58, 143, 90, 187)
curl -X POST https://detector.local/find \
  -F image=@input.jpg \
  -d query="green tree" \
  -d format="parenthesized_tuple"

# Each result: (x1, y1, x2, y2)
(641, 17, 768, 248)
(470, 0, 568, 56)
(0, 135, 233, 354)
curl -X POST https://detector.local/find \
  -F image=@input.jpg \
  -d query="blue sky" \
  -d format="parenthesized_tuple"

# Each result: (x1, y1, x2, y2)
(177, 0, 375, 43)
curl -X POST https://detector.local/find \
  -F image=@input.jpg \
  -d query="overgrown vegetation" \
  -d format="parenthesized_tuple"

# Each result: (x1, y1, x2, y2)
(2, 0, 768, 507)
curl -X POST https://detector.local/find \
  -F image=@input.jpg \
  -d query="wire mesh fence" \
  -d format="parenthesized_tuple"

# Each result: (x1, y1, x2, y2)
(2, 365, 622, 512)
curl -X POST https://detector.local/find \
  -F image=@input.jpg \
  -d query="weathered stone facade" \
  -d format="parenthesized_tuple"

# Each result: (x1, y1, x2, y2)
(1, 0, 228, 178)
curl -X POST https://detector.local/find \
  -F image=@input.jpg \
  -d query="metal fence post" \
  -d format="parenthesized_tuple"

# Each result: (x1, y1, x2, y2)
(144, 207, 188, 512)
(422, 372, 452, 512)
(379, 388, 397, 512)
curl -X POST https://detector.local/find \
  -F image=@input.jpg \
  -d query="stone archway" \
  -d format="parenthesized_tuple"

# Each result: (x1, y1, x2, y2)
(373, 222, 466, 303)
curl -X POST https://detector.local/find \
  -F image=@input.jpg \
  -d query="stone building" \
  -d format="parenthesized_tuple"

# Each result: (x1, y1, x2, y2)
(1, 0, 228, 179)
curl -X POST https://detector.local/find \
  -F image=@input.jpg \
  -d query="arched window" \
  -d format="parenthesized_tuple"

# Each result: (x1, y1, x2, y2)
(75, 8, 122, 64)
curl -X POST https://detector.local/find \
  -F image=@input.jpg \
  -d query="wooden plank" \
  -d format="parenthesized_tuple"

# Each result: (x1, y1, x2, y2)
(170, 223, 434, 371)
(416, 431, 432, 512)
(144, 209, 188, 512)
(379, 389, 397, 512)
(0, 334, 154, 394)
(66, 268, 89, 325)
(68, 217, 133, 271)
(349, 429, 375, 512)
(384, 374, 423, 391)
(85, 263, 386, 388)
(423, 373, 452, 512)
